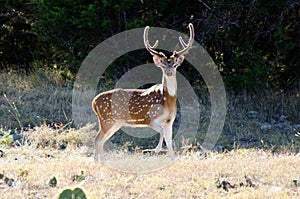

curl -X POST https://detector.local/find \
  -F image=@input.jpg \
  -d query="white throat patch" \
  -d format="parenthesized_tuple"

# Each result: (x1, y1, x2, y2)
(165, 76, 177, 96)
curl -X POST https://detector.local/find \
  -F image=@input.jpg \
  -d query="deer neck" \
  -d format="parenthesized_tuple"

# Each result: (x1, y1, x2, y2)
(162, 74, 177, 97)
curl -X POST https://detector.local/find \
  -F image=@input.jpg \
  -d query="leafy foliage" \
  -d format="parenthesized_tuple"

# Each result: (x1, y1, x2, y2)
(58, 187, 87, 199)
(0, 0, 38, 72)
(0, 129, 13, 146)
(0, 0, 299, 89)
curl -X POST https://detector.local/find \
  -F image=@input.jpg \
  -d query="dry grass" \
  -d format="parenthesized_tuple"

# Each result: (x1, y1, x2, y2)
(0, 70, 299, 151)
(0, 69, 72, 128)
(23, 123, 93, 149)
(0, 70, 300, 198)
(0, 146, 300, 199)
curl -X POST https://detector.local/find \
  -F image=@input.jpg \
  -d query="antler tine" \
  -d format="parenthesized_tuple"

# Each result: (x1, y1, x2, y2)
(175, 23, 194, 56)
(179, 36, 188, 48)
(144, 26, 160, 56)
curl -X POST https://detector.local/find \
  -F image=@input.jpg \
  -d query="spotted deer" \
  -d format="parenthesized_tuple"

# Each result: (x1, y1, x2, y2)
(92, 23, 194, 161)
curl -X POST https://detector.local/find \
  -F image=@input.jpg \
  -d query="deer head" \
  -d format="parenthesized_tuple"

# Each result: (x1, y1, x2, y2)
(143, 23, 194, 77)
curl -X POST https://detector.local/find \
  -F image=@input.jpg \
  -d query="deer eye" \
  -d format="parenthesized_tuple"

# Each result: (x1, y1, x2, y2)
(169, 58, 176, 67)
(160, 57, 167, 64)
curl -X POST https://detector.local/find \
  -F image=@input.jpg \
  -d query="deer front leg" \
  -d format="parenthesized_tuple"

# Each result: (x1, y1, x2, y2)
(164, 125, 175, 161)
(150, 121, 164, 153)
(154, 130, 164, 153)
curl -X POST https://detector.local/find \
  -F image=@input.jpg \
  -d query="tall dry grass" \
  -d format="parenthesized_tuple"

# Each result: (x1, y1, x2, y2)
(0, 69, 72, 128)
(0, 69, 299, 151)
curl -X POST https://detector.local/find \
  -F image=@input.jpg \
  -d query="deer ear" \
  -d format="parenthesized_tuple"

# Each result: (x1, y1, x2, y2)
(177, 55, 184, 63)
(175, 55, 185, 67)
(153, 55, 161, 66)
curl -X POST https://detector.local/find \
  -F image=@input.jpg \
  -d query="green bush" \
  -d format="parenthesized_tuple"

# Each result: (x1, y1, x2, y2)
(0, 129, 13, 146)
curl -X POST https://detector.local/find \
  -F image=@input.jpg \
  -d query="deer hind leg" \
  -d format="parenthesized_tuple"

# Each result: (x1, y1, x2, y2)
(164, 125, 175, 161)
(94, 123, 121, 162)
(94, 130, 105, 162)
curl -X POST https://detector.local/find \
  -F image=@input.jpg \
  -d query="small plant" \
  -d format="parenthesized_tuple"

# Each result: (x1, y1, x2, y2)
(0, 129, 13, 146)
(72, 171, 85, 182)
(49, 176, 57, 187)
(58, 188, 87, 199)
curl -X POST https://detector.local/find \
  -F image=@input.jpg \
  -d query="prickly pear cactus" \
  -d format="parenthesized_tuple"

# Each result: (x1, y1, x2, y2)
(58, 187, 87, 199)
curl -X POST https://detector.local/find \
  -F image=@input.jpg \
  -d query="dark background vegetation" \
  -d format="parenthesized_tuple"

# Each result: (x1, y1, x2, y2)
(1, 0, 299, 89)
(1, 0, 299, 151)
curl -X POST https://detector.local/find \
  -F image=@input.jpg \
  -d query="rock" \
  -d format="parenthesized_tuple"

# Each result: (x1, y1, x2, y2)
(260, 124, 272, 130)
(294, 124, 300, 129)
(270, 119, 276, 125)
(248, 111, 259, 119)
(279, 115, 287, 122)
(4, 177, 15, 187)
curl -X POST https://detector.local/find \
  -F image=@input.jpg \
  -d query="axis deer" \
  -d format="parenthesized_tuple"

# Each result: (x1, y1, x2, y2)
(92, 23, 194, 162)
